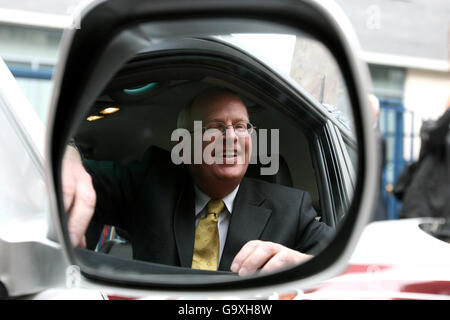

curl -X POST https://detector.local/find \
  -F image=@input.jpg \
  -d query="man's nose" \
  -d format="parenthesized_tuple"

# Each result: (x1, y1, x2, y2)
(224, 125, 238, 141)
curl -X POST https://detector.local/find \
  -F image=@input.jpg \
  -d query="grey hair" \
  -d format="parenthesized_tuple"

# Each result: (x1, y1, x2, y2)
(176, 100, 193, 130)
(176, 87, 248, 130)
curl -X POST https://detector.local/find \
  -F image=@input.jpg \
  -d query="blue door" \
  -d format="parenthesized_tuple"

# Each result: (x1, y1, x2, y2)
(378, 98, 416, 219)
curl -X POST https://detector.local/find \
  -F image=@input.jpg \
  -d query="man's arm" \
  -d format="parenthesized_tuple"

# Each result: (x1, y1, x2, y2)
(62, 145, 146, 248)
(82, 158, 143, 231)
(294, 192, 335, 255)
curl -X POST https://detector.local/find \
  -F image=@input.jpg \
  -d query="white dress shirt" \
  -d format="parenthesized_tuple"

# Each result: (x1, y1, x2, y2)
(194, 184, 240, 263)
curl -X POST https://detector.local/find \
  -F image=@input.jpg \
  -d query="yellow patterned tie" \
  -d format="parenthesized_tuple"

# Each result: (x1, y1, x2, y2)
(191, 199, 224, 270)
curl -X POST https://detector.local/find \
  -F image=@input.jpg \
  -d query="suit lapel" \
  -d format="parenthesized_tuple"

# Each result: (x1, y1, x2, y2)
(219, 179, 272, 271)
(173, 178, 196, 268)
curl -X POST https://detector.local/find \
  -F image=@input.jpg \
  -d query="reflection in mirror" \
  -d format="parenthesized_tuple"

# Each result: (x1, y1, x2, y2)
(62, 20, 357, 282)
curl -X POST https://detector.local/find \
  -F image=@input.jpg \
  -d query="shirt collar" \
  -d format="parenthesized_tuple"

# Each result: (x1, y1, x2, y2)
(194, 184, 240, 216)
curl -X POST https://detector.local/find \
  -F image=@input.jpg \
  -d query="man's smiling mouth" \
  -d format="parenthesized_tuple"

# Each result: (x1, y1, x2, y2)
(217, 151, 238, 158)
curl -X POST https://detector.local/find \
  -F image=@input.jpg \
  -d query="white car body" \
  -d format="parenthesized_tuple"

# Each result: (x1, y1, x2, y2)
(30, 220, 450, 300)
(300, 218, 450, 300)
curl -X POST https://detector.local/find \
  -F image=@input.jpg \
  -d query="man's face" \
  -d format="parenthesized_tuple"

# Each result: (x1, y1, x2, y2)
(189, 93, 252, 186)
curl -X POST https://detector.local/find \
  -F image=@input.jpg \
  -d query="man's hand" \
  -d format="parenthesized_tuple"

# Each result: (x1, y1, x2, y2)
(230, 240, 312, 276)
(62, 145, 97, 248)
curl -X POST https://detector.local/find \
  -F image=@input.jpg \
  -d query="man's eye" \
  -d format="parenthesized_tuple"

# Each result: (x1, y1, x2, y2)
(234, 123, 247, 131)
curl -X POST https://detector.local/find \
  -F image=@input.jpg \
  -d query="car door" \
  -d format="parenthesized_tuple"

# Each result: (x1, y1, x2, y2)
(314, 119, 357, 228)
(0, 57, 67, 298)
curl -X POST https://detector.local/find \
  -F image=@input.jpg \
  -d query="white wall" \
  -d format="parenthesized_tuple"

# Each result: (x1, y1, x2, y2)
(403, 68, 450, 159)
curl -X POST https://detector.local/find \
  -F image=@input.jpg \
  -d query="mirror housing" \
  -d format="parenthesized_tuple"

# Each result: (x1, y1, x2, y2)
(45, 0, 378, 295)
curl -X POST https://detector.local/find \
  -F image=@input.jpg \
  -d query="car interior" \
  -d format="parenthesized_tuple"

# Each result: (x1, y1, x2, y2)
(72, 48, 334, 258)
(76, 79, 319, 202)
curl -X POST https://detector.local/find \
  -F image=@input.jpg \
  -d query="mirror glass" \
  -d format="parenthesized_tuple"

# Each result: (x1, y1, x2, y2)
(62, 18, 358, 283)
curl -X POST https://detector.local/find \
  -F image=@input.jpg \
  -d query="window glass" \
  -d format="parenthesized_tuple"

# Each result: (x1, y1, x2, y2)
(217, 34, 354, 130)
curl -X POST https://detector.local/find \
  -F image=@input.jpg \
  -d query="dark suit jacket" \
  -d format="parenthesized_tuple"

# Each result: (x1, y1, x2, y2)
(83, 146, 334, 271)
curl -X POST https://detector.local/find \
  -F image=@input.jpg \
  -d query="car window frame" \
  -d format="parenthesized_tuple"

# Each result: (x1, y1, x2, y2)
(313, 120, 356, 226)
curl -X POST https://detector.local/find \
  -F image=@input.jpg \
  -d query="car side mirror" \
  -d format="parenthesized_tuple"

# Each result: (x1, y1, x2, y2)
(43, 0, 378, 297)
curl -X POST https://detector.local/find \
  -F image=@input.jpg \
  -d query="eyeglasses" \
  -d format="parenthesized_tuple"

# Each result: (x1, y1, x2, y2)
(200, 121, 256, 136)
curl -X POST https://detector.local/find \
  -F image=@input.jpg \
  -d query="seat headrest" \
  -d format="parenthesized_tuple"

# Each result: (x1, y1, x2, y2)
(245, 155, 293, 187)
